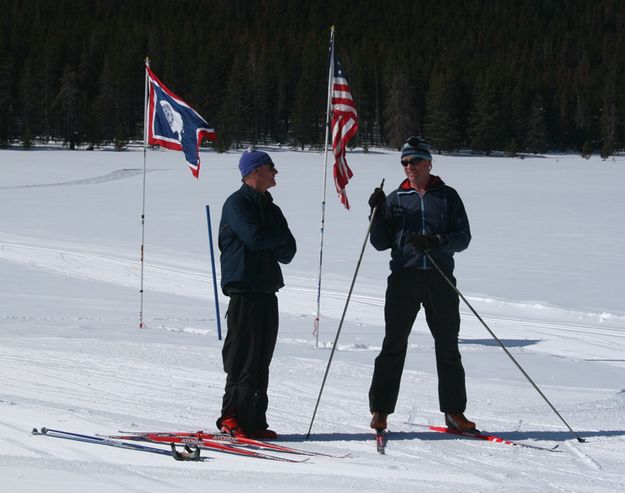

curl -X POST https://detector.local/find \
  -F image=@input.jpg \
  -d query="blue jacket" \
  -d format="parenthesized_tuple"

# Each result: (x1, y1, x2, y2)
(370, 176, 470, 273)
(219, 184, 296, 294)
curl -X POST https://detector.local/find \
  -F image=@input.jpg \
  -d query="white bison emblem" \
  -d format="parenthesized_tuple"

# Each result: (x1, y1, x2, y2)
(160, 100, 184, 142)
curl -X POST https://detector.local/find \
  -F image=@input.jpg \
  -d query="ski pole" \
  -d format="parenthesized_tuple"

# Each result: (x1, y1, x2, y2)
(424, 251, 586, 443)
(306, 179, 384, 439)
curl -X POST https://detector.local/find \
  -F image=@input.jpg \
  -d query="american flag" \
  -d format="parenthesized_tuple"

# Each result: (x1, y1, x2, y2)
(331, 55, 359, 209)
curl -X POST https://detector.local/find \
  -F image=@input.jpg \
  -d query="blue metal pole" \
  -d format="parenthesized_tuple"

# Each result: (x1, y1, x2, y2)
(206, 205, 222, 340)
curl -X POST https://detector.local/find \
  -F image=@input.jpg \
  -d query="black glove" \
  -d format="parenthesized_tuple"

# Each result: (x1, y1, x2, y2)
(408, 233, 441, 252)
(368, 188, 386, 209)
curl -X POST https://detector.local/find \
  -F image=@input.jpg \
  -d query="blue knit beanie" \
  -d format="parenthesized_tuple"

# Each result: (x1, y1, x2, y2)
(401, 136, 432, 161)
(239, 150, 273, 177)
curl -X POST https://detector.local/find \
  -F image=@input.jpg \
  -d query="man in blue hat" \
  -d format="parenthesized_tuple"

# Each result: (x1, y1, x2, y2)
(217, 149, 296, 439)
(367, 136, 475, 433)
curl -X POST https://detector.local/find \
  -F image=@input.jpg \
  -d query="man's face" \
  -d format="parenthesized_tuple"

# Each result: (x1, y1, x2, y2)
(401, 157, 430, 184)
(256, 162, 278, 190)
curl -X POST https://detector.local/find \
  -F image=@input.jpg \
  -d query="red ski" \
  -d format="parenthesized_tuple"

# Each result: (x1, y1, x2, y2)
(106, 432, 308, 462)
(406, 422, 560, 452)
(107, 430, 348, 458)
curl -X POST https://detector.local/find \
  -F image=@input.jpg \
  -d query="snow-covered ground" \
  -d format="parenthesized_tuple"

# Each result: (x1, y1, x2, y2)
(1, 146, 624, 492)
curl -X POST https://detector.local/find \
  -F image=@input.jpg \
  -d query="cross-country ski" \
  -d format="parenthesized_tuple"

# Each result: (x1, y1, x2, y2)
(106, 431, 349, 458)
(404, 423, 562, 453)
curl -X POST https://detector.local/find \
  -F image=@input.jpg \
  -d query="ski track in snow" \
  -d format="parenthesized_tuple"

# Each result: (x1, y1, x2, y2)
(2, 236, 624, 339)
(0, 168, 146, 190)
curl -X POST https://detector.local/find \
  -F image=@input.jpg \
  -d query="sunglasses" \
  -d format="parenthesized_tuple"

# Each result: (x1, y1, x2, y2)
(256, 162, 275, 171)
(401, 157, 426, 166)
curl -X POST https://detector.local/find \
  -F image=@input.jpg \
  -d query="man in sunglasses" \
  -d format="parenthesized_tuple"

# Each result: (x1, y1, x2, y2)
(216, 149, 296, 439)
(367, 136, 475, 433)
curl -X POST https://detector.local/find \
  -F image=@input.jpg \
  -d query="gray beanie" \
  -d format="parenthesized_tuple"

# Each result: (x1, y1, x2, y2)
(401, 136, 432, 161)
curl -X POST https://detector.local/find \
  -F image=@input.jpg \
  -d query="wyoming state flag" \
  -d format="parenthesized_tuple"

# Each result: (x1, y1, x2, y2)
(145, 63, 216, 178)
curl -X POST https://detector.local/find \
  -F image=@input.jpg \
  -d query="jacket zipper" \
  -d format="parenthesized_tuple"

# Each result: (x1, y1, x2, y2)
(420, 193, 427, 269)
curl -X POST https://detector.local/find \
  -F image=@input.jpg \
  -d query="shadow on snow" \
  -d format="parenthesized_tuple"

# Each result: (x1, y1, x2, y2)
(283, 428, 625, 444)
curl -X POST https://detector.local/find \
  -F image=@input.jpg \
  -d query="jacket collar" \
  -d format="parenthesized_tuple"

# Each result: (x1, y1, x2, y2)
(398, 175, 444, 191)
(240, 183, 273, 202)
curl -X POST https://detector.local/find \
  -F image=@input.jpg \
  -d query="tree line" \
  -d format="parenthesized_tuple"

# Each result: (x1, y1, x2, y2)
(1, 0, 624, 157)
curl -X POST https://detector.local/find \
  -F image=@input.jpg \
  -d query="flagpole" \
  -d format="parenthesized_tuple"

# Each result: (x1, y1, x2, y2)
(313, 26, 335, 348)
(139, 57, 150, 329)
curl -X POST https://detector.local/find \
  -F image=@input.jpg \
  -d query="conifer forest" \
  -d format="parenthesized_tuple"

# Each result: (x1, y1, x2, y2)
(1, 0, 624, 156)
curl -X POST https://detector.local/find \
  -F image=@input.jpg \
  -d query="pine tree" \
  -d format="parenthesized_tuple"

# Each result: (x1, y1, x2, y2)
(291, 33, 324, 149)
(0, 55, 13, 147)
(572, 53, 592, 149)
(247, 46, 273, 145)
(77, 33, 106, 149)
(92, 58, 116, 146)
(424, 70, 461, 152)
(52, 64, 83, 148)
(581, 140, 592, 159)
(508, 82, 529, 151)
(217, 55, 250, 150)
(18, 61, 35, 148)
(384, 71, 417, 149)
(468, 77, 502, 155)
(526, 95, 547, 154)
(599, 70, 617, 160)
(555, 89, 572, 151)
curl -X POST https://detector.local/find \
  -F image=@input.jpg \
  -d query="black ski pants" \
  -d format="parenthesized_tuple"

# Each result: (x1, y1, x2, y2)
(369, 268, 467, 414)
(219, 292, 278, 433)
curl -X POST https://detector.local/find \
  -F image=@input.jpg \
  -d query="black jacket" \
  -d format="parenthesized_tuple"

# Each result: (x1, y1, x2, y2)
(370, 176, 470, 273)
(219, 184, 296, 294)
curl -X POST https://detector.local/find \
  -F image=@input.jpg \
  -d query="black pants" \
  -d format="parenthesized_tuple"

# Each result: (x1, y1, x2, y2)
(369, 268, 467, 414)
(218, 292, 278, 433)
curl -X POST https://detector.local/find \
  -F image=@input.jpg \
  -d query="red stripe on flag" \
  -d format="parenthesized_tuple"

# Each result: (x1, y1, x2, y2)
(330, 58, 358, 209)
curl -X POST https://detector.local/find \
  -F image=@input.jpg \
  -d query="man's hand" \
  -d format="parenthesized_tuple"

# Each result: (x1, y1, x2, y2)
(408, 233, 441, 252)
(368, 188, 386, 209)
